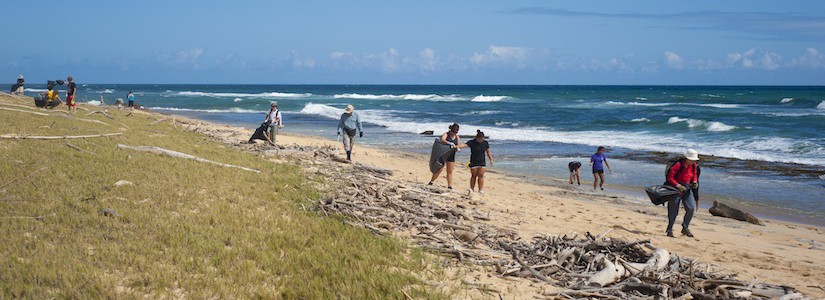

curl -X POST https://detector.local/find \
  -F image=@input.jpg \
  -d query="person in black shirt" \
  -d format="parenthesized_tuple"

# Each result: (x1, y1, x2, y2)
(568, 161, 582, 185)
(457, 130, 494, 194)
(65, 76, 77, 112)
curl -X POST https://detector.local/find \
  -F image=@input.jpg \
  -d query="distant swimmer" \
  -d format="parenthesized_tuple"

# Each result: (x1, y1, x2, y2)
(337, 104, 363, 161)
(568, 161, 582, 185)
(589, 146, 612, 191)
(456, 130, 493, 194)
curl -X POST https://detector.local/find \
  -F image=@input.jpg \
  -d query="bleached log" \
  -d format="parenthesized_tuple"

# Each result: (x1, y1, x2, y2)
(149, 118, 167, 125)
(587, 258, 627, 287)
(0, 107, 110, 126)
(0, 133, 123, 140)
(86, 110, 114, 119)
(354, 163, 394, 176)
(623, 244, 670, 275)
(117, 144, 260, 173)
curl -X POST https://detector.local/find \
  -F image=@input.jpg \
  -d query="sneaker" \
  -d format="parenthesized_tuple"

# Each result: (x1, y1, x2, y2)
(666, 231, 675, 238)
(681, 228, 694, 237)
(447, 186, 453, 190)
(600, 187, 604, 191)
(478, 190, 484, 194)
(428, 181, 434, 186)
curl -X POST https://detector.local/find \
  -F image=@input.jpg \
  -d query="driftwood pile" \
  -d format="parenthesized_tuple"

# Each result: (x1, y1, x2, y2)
(184, 123, 807, 299)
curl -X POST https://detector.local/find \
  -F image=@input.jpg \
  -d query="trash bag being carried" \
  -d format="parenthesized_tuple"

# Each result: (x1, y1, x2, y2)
(645, 185, 680, 206)
(248, 122, 271, 143)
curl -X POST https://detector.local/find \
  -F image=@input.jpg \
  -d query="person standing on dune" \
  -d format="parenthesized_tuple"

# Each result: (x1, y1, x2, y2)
(590, 146, 612, 190)
(665, 149, 700, 238)
(337, 104, 363, 161)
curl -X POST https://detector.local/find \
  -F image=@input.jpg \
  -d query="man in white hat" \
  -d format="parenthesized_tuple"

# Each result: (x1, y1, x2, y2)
(337, 104, 363, 161)
(665, 149, 700, 237)
(12, 75, 25, 95)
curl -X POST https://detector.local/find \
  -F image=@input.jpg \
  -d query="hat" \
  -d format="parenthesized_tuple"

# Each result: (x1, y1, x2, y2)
(345, 104, 354, 113)
(271, 101, 278, 107)
(685, 149, 700, 161)
(18, 75, 24, 79)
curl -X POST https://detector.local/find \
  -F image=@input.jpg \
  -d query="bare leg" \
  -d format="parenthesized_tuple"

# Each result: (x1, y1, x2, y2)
(599, 173, 605, 189)
(470, 168, 478, 191)
(446, 162, 455, 188)
(477, 168, 486, 191)
(575, 169, 581, 185)
(569, 171, 574, 184)
(593, 172, 599, 189)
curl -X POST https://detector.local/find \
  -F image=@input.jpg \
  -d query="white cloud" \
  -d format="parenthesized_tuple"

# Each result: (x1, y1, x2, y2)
(726, 48, 782, 70)
(289, 51, 315, 69)
(663, 51, 684, 70)
(789, 47, 824, 68)
(470, 46, 533, 68)
(419, 48, 437, 72)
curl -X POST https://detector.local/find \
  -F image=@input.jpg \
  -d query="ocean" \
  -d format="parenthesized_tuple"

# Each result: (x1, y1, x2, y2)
(22, 84, 825, 225)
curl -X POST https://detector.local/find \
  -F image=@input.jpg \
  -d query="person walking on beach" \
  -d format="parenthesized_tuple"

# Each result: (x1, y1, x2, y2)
(266, 101, 283, 144)
(127, 91, 135, 108)
(568, 161, 582, 185)
(665, 149, 700, 238)
(429, 123, 461, 189)
(590, 146, 612, 190)
(456, 130, 493, 193)
(337, 104, 363, 161)
(65, 76, 77, 112)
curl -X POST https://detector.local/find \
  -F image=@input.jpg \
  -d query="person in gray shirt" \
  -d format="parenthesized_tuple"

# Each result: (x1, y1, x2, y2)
(337, 104, 363, 161)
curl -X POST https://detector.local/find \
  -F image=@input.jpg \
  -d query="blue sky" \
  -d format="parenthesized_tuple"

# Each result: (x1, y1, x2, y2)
(3, 0, 825, 85)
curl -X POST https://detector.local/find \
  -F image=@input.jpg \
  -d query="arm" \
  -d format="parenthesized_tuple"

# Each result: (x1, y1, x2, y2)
(337, 116, 344, 135)
(604, 158, 612, 172)
(277, 111, 284, 127)
(666, 162, 680, 187)
(486, 148, 494, 166)
(356, 114, 363, 133)
(589, 156, 594, 166)
(439, 132, 450, 144)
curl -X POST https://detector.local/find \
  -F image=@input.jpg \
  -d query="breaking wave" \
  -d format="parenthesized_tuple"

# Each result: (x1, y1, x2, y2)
(176, 91, 312, 98)
(667, 117, 737, 132)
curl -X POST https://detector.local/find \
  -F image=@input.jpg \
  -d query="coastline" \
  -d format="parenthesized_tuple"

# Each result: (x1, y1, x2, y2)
(155, 109, 825, 297)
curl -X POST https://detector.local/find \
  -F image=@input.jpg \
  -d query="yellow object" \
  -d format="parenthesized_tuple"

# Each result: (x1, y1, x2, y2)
(47, 90, 58, 101)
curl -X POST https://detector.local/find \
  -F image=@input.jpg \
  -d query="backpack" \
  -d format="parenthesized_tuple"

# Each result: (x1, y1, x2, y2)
(665, 155, 688, 179)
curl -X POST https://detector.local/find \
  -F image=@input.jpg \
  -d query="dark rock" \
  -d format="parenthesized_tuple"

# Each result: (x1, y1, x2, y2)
(98, 208, 120, 217)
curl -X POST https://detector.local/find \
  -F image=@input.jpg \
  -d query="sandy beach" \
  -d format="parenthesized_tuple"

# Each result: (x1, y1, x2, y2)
(171, 112, 825, 298)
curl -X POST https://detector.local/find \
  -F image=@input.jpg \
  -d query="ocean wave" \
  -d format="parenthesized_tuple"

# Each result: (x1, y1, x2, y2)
(298, 103, 824, 166)
(780, 97, 794, 103)
(97, 89, 114, 94)
(333, 93, 467, 101)
(471, 95, 509, 102)
(606, 101, 741, 109)
(176, 91, 312, 98)
(818, 101, 825, 110)
(701, 93, 722, 98)
(605, 101, 670, 107)
(668, 117, 737, 132)
(696, 103, 741, 108)
(233, 98, 242, 102)
(24, 88, 48, 92)
(148, 106, 262, 114)
(458, 110, 500, 116)
(629, 118, 650, 122)
(494, 121, 520, 127)
(635, 97, 648, 100)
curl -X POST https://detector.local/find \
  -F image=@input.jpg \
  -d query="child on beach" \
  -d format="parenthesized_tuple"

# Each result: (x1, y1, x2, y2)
(457, 130, 494, 193)
(568, 161, 582, 185)
(65, 76, 77, 112)
(590, 146, 611, 190)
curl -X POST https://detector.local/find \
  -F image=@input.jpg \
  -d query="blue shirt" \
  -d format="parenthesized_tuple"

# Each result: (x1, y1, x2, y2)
(128, 94, 135, 101)
(338, 112, 362, 134)
(591, 153, 607, 170)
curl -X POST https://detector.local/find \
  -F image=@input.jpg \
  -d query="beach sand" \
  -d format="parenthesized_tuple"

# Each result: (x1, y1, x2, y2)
(181, 117, 825, 298)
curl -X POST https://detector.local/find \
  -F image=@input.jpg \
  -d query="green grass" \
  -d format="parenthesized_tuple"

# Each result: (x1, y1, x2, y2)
(0, 95, 447, 299)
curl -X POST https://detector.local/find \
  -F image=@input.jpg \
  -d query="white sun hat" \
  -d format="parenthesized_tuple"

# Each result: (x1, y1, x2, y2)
(345, 104, 354, 113)
(685, 149, 700, 161)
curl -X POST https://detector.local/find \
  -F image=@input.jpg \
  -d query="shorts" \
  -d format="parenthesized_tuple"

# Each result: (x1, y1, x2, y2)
(66, 95, 76, 107)
(469, 163, 486, 169)
(569, 165, 580, 172)
(445, 152, 456, 163)
(593, 168, 604, 174)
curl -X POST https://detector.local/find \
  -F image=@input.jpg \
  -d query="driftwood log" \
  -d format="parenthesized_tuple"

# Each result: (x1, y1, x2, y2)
(116, 144, 260, 173)
(0, 106, 110, 126)
(709, 200, 763, 225)
(0, 133, 123, 140)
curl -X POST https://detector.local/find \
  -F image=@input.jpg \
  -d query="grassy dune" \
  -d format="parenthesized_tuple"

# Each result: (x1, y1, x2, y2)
(0, 94, 445, 299)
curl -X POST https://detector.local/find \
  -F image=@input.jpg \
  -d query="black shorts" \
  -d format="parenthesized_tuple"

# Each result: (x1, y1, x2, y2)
(445, 152, 456, 163)
(593, 168, 604, 174)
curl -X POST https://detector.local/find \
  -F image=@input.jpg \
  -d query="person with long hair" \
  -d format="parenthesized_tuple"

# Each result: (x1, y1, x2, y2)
(429, 123, 461, 189)
(457, 129, 493, 193)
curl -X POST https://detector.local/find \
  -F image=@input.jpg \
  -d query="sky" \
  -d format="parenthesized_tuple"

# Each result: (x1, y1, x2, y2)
(3, 0, 825, 85)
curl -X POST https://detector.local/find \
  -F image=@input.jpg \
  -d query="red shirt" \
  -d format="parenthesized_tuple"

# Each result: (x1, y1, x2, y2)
(667, 161, 698, 187)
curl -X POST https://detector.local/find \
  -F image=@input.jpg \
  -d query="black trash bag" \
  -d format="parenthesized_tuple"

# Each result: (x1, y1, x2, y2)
(248, 122, 271, 142)
(645, 184, 680, 206)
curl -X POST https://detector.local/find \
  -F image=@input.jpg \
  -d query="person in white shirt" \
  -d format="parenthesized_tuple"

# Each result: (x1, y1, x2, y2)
(266, 102, 283, 144)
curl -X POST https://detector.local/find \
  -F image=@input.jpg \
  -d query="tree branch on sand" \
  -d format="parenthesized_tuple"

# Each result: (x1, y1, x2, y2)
(0, 133, 123, 140)
(116, 144, 261, 173)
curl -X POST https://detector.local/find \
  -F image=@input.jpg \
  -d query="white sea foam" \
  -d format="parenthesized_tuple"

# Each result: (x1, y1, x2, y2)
(176, 91, 312, 98)
(459, 110, 500, 116)
(333, 93, 467, 101)
(630, 118, 650, 122)
(148, 106, 261, 114)
(298, 103, 825, 166)
(667, 117, 737, 131)
(86, 100, 102, 106)
(635, 97, 648, 100)
(471, 95, 509, 102)
(98, 89, 114, 94)
(697, 103, 741, 109)
(817, 101, 825, 110)
(780, 97, 794, 103)
(701, 93, 722, 98)
(605, 101, 670, 107)
(233, 98, 242, 102)
(24, 88, 48, 92)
